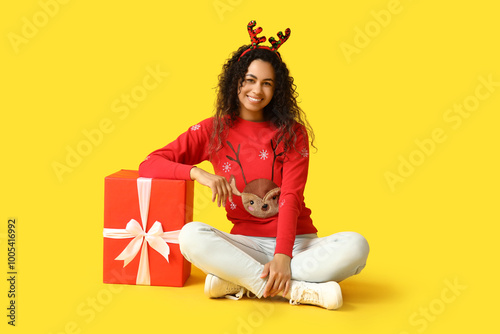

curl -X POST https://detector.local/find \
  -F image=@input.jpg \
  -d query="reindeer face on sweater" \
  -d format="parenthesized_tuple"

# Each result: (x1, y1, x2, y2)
(225, 139, 284, 219)
(229, 176, 280, 218)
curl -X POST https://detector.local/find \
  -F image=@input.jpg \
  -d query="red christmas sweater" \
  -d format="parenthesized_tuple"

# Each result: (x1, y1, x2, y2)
(138, 116, 317, 257)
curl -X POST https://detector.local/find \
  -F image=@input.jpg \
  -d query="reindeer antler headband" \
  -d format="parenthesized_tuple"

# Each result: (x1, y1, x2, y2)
(238, 20, 291, 61)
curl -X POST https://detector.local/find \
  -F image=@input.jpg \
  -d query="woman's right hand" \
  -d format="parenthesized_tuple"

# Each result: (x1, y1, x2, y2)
(190, 167, 233, 207)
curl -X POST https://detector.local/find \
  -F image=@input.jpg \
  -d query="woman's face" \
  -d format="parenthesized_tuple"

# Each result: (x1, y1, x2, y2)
(237, 59, 275, 122)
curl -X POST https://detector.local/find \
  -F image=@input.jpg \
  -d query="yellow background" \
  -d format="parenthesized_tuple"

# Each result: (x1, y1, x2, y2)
(1, 0, 499, 333)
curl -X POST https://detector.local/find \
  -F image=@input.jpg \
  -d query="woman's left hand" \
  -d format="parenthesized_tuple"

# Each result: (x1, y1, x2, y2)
(260, 253, 292, 298)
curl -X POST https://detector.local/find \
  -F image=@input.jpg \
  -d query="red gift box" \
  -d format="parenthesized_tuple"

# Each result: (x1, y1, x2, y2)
(103, 169, 192, 287)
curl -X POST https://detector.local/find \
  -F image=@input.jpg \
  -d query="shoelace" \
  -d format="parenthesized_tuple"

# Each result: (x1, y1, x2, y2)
(246, 290, 257, 299)
(289, 282, 320, 305)
(224, 287, 246, 300)
(223, 287, 257, 300)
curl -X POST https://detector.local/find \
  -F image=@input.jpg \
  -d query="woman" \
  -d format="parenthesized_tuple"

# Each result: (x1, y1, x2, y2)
(139, 21, 369, 310)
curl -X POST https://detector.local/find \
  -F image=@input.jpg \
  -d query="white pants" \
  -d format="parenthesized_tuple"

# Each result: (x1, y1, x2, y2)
(178, 221, 369, 298)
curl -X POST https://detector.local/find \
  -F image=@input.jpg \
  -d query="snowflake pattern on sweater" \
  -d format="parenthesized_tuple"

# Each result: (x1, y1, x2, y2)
(222, 162, 231, 173)
(259, 149, 269, 160)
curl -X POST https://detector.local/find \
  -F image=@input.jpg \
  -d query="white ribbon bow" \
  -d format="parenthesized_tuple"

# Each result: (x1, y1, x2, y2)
(103, 177, 180, 285)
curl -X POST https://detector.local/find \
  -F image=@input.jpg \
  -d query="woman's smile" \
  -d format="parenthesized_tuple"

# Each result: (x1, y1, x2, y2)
(247, 96, 264, 103)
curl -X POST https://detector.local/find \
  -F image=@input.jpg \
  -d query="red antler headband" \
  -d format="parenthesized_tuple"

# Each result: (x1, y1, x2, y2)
(238, 20, 291, 61)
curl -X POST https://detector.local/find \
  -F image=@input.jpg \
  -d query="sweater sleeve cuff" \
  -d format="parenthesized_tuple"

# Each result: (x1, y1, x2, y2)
(274, 240, 294, 258)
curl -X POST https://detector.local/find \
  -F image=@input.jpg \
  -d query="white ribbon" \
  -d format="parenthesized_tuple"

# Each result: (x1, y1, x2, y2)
(103, 177, 180, 285)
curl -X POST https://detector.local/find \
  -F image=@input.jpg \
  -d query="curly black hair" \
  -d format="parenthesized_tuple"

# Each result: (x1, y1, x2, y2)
(209, 45, 315, 157)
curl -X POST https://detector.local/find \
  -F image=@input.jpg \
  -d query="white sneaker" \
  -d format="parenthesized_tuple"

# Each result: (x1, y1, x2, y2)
(204, 274, 246, 300)
(289, 280, 343, 310)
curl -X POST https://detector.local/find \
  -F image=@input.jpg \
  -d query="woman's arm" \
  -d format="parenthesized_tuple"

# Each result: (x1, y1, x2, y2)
(275, 124, 310, 257)
(138, 118, 212, 180)
(261, 124, 310, 297)
(139, 118, 233, 207)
